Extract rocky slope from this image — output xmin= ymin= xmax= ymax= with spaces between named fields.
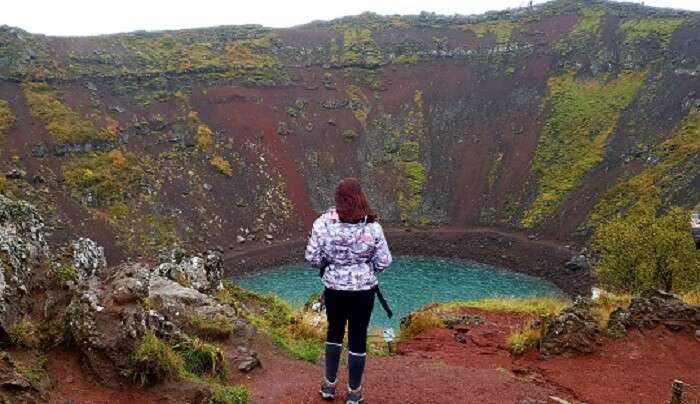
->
xmin=0 ymin=0 xmax=699 ymax=263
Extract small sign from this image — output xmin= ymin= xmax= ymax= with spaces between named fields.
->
xmin=383 ymin=328 xmax=395 ymax=343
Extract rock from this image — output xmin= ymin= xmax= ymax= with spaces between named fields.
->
xmin=539 ymin=298 xmax=603 ymax=358
xmin=438 ymin=313 xmax=485 ymax=328
xmin=564 ymin=252 xmax=590 ymax=272
xmin=203 ymin=183 xmax=213 ymax=191
xmin=0 ymin=352 xmax=43 ymax=402
xmin=156 ymin=247 xmax=224 ymax=293
xmin=695 ymin=329 xmax=700 ymax=341
xmin=72 ymin=238 xmax=106 ymax=282
xmin=0 ymin=195 xmax=48 ymax=334
xmin=618 ymin=290 xmax=700 ymax=332
xmin=264 ymin=234 xmax=274 ymax=241
xmin=68 ymin=258 xmax=249 ymax=387
xmin=237 ymin=354 xmax=260 ymax=372
xmin=236 ymin=235 xmax=246 ymax=244
xmin=5 ymin=168 xmax=26 ymax=179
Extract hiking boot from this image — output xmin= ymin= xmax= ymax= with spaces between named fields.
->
xmin=345 ymin=387 xmax=364 ymax=404
xmin=319 ymin=379 xmax=337 ymax=400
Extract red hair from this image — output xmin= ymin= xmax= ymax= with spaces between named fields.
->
xmin=335 ymin=178 xmax=376 ymax=223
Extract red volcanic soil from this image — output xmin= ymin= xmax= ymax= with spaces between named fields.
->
xmin=245 ymin=308 xmax=700 ymax=404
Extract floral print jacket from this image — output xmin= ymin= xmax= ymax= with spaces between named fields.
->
xmin=305 ymin=208 xmax=392 ymax=291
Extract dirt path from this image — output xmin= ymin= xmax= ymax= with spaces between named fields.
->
xmin=245 ymin=309 xmax=700 ymax=404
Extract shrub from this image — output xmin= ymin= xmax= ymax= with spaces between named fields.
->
xmin=130 ymin=332 xmax=184 ymax=386
xmin=54 ymin=265 xmax=77 ymax=285
xmin=211 ymin=155 xmax=233 ymax=177
xmin=210 ymin=385 xmax=249 ymax=404
xmin=196 ymin=124 xmax=215 ymax=150
xmin=7 ymin=317 xmax=41 ymax=348
xmin=175 ymin=338 xmax=228 ymax=380
xmin=591 ymin=205 xmax=700 ymax=293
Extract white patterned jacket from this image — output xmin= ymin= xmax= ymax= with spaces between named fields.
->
xmin=305 ymin=208 xmax=392 ymax=291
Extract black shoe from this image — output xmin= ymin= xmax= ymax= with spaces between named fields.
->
xmin=319 ymin=379 xmax=337 ymax=400
xmin=345 ymin=387 xmax=363 ymax=404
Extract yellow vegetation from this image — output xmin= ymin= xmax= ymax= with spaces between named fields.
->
xmin=210 ymin=155 xmax=233 ymax=176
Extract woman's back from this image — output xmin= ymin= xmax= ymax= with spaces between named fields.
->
xmin=305 ymin=207 xmax=392 ymax=291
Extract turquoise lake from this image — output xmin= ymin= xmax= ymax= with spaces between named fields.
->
xmin=234 ymin=257 xmax=564 ymax=332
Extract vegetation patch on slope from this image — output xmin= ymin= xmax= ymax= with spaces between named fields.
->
xmin=619 ymin=18 xmax=686 ymax=48
xmin=522 ymin=69 xmax=645 ymax=228
xmin=460 ymin=20 xmax=516 ymax=45
xmin=588 ymin=109 xmax=700 ymax=228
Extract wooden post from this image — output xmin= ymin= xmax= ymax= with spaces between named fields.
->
xmin=671 ymin=380 xmax=684 ymax=404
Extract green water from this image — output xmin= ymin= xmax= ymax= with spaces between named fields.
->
xmin=234 ymin=257 xmax=564 ymax=331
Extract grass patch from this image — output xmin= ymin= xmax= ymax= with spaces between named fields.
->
xmin=189 ymin=313 xmax=235 ymax=340
xmin=217 ymin=282 xmax=324 ymax=362
xmin=175 ymin=338 xmax=228 ymax=380
xmin=399 ymin=310 xmax=444 ymax=340
xmin=522 ymin=69 xmax=645 ymax=228
xmin=130 ymin=332 xmax=184 ymax=386
xmin=21 ymin=82 xmax=117 ymax=144
xmin=619 ymin=18 xmax=685 ymax=48
xmin=62 ymin=149 xmax=145 ymax=207
xmin=209 ymin=385 xmax=250 ymax=404
xmin=680 ymin=291 xmax=700 ymax=306
xmin=461 ymin=19 xmax=516 ymax=45
xmin=438 ymin=297 xmax=570 ymax=317
xmin=196 ymin=124 xmax=215 ymax=151
xmin=506 ymin=327 xmax=540 ymax=354
xmin=53 ymin=264 xmax=77 ymax=286
xmin=7 ymin=316 xmax=41 ymax=348
xmin=587 ymin=109 xmax=700 ymax=229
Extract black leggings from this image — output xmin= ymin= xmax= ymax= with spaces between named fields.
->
xmin=324 ymin=288 xmax=375 ymax=353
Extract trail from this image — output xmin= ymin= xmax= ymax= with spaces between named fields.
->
xmin=245 ymin=309 xmax=700 ymax=404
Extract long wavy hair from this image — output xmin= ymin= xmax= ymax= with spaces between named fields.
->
xmin=335 ymin=177 xmax=377 ymax=224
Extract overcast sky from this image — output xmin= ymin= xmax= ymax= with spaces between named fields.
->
xmin=2 ymin=0 xmax=699 ymax=36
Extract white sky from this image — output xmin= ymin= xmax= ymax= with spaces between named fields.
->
xmin=2 ymin=0 xmax=699 ymax=37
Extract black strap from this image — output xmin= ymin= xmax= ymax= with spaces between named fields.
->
xmin=375 ymin=286 xmax=393 ymax=319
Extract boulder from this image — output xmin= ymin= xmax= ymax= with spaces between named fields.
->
xmin=72 ymin=237 xmax=106 ymax=282
xmin=620 ymin=290 xmax=700 ymax=332
xmin=68 ymin=256 xmax=249 ymax=386
xmin=0 ymin=352 xmax=43 ymax=403
xmin=564 ymin=252 xmax=590 ymax=272
xmin=156 ymin=247 xmax=224 ymax=293
xmin=0 ymin=195 xmax=48 ymax=335
xmin=539 ymin=298 xmax=603 ymax=358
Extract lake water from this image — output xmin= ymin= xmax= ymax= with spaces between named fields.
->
xmin=233 ymin=257 xmax=564 ymax=331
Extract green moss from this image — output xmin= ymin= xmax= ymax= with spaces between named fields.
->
xmin=345 ymin=85 xmax=371 ymax=128
xmin=522 ymin=70 xmax=646 ymax=228
xmin=393 ymin=54 xmax=420 ymax=65
xmin=487 ymin=152 xmax=504 ymax=188
xmin=209 ymin=385 xmax=250 ymax=404
xmin=21 ymin=82 xmax=118 ymax=144
xmin=62 ymin=149 xmax=145 ymax=207
xmin=342 ymin=27 xmax=382 ymax=66
xmin=587 ymin=109 xmax=700 ymax=228
xmin=461 ymin=20 xmax=516 ymax=45
xmin=398 ymin=141 xmax=420 ymax=162
xmin=0 ymin=99 xmax=15 ymax=138
xmin=619 ymin=18 xmax=685 ymax=48
xmin=130 ymin=332 xmax=184 ymax=386
xmin=15 ymin=354 xmax=48 ymax=385
xmin=554 ymin=8 xmax=605 ymax=54
xmin=175 ymin=338 xmax=228 ymax=380
xmin=394 ymin=90 xmax=427 ymax=222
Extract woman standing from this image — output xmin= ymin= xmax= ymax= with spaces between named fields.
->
xmin=305 ymin=178 xmax=393 ymax=404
